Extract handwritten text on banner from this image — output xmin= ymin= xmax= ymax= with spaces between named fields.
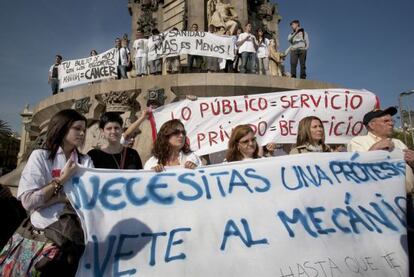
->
xmin=65 ymin=151 xmax=408 ymax=277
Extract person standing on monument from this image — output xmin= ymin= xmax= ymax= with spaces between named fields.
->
xmin=287 ymin=20 xmax=309 ymax=79
xmin=115 ymin=38 xmax=130 ymax=79
xmin=132 ymin=31 xmax=149 ymax=77
xmin=48 ymin=54 xmax=63 ymax=95
xmin=165 ymin=28 xmax=181 ymax=74
xmin=148 ymin=28 xmax=163 ymax=75
xmin=188 ymin=24 xmax=203 ymax=72
xmin=237 ymin=23 xmax=258 ymax=74
xmin=256 ymin=28 xmax=270 ymax=75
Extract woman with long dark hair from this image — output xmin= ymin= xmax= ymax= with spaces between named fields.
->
xmin=144 ymin=119 xmax=201 ymax=172
xmin=290 ymin=116 xmax=331 ymax=154
xmin=225 ymin=125 xmax=260 ymax=162
xmin=0 ymin=109 xmax=93 ymax=276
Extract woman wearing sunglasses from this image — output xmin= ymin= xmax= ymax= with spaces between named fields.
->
xmin=225 ymin=124 xmax=260 ymax=162
xmin=144 ymin=119 xmax=201 ymax=172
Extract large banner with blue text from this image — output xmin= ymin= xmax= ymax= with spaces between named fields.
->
xmin=147 ymin=30 xmax=235 ymax=61
xmin=65 ymin=151 xmax=408 ymax=277
xmin=153 ymin=89 xmax=378 ymax=156
xmin=59 ymin=48 xmax=117 ymax=89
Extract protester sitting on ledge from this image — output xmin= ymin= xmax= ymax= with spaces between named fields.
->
xmin=48 ymin=54 xmax=63 ymax=95
xmin=144 ymin=119 xmax=201 ymax=172
xmin=88 ymin=112 xmax=143 ymax=170
xmin=290 ymin=116 xmax=331 ymax=154
xmin=347 ymin=107 xmax=414 ymax=194
xmin=90 ymin=49 xmax=98 ymax=56
xmin=225 ymin=125 xmax=260 ymax=162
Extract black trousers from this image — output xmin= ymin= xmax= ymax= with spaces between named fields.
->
xmin=290 ymin=49 xmax=307 ymax=79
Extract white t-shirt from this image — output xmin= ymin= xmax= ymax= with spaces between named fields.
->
xmin=147 ymin=35 xmax=162 ymax=61
xmin=132 ymin=38 xmax=149 ymax=58
xmin=257 ymin=38 xmax=270 ymax=58
xmin=18 ymin=148 xmax=94 ymax=229
xmin=237 ymin=32 xmax=257 ymax=53
xmin=144 ymin=151 xmax=202 ymax=170
xmin=115 ymin=47 xmax=130 ymax=66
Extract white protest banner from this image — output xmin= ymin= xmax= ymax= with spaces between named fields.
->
xmin=59 ymin=48 xmax=118 ymax=89
xmin=148 ymin=30 xmax=235 ymax=61
xmin=152 ymin=89 xmax=377 ymax=156
xmin=65 ymin=151 xmax=409 ymax=277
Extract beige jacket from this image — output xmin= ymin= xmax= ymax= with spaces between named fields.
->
xmin=348 ymin=132 xmax=414 ymax=193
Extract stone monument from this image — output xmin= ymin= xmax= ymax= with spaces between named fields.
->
xmin=0 ymin=1 xmax=337 ymax=194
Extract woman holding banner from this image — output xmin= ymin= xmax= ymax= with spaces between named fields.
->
xmin=144 ymin=119 xmax=201 ymax=172
xmin=225 ymin=125 xmax=260 ymax=162
xmin=290 ymin=116 xmax=331 ymax=154
xmin=0 ymin=109 xmax=93 ymax=276
xmin=88 ymin=112 xmax=144 ymax=170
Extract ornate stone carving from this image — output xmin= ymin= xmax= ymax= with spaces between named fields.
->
xmin=97 ymin=90 xmax=139 ymax=112
xmin=73 ymin=97 xmax=92 ymax=114
xmin=136 ymin=0 xmax=164 ymax=35
xmin=207 ymin=0 xmax=239 ymax=34
xmin=145 ymin=87 xmax=166 ymax=108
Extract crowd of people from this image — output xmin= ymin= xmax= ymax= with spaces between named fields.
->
xmin=0 ymin=103 xmax=413 ymax=275
xmin=49 ymin=20 xmax=310 ymax=94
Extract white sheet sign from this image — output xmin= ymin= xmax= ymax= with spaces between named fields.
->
xmin=152 ymin=89 xmax=378 ymax=156
xmin=59 ymin=48 xmax=118 ymax=89
xmin=65 ymin=151 xmax=408 ymax=277
xmin=148 ymin=30 xmax=235 ymax=61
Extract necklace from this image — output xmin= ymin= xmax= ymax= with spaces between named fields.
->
xmin=111 ymin=152 xmax=122 ymax=169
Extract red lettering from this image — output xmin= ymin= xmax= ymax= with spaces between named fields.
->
xmin=350 ymin=95 xmax=363 ymax=110
xmin=181 ymin=107 xmax=192 ymax=121
xmin=300 ymin=94 xmax=310 ymax=108
xmin=333 ymin=122 xmax=344 ymax=136
xmin=309 ymin=95 xmax=321 ymax=108
xmin=291 ymin=95 xmax=299 ymax=108
xmin=249 ymin=99 xmax=259 ymax=111
xmin=258 ymin=98 xmax=268 ymax=110
xmin=222 ymin=100 xmax=232 ymax=114
xmin=280 ymin=96 xmax=290 ymax=108
xmin=331 ymin=95 xmax=341 ymax=110
xmin=199 ymin=103 xmax=209 ymax=118
xmin=208 ymin=131 xmax=218 ymax=146
xmin=197 ymin=133 xmax=206 ymax=149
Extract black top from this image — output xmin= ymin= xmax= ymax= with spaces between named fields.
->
xmin=87 ymin=148 xmax=143 ymax=170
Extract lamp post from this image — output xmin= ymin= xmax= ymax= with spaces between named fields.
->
xmin=398 ymin=90 xmax=414 ymax=146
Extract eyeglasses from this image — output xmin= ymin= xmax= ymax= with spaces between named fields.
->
xmin=238 ymin=137 xmax=256 ymax=145
xmin=170 ymin=129 xmax=186 ymax=136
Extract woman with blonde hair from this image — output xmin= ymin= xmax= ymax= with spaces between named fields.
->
xmin=268 ymin=39 xmax=284 ymax=77
xmin=290 ymin=116 xmax=331 ymax=154
xmin=225 ymin=125 xmax=260 ymax=162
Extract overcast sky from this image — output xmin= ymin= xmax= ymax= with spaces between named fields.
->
xmin=0 ymin=0 xmax=413 ymax=133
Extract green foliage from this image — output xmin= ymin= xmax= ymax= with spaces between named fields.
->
xmin=0 ymin=120 xmax=12 ymax=139
xmin=392 ymin=130 xmax=414 ymax=149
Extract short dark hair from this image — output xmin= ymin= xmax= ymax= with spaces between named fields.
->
xmin=56 ymin=55 xmax=62 ymax=60
xmin=99 ymin=112 xmax=123 ymax=129
xmin=290 ymin=20 xmax=300 ymax=26
xmin=152 ymin=28 xmax=160 ymax=35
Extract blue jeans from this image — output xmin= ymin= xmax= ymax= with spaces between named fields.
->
xmin=117 ymin=65 xmax=128 ymax=79
xmin=51 ymin=78 xmax=59 ymax=95
xmin=240 ymin=52 xmax=256 ymax=74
